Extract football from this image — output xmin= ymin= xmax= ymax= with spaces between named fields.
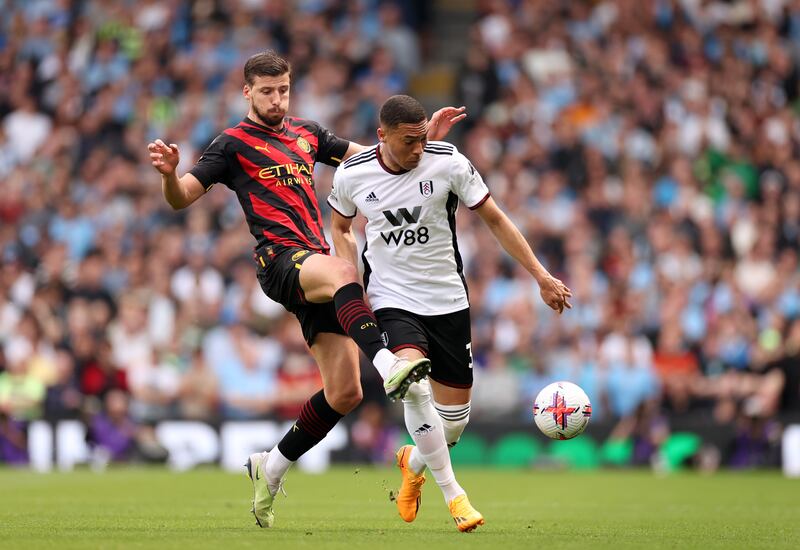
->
xmin=533 ymin=381 xmax=592 ymax=440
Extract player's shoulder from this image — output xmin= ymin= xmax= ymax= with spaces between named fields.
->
xmin=340 ymin=144 xmax=379 ymax=170
xmin=424 ymin=140 xmax=456 ymax=156
xmin=285 ymin=116 xmax=320 ymax=133
xmin=204 ymin=129 xmax=237 ymax=151
xmin=219 ymin=120 xmax=256 ymax=142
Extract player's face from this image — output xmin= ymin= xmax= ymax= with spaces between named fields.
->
xmin=244 ymin=73 xmax=291 ymax=127
xmin=379 ymin=121 xmax=428 ymax=170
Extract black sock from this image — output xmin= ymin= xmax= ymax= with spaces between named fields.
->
xmin=277 ymin=390 xmax=344 ymax=461
xmin=333 ymin=282 xmax=384 ymax=360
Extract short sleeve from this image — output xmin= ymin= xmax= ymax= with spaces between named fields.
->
xmin=327 ymin=168 xmax=357 ymax=218
xmin=315 ymin=124 xmax=350 ymax=167
xmin=451 ymin=149 xmax=490 ymax=209
xmin=189 ymin=135 xmax=229 ymax=190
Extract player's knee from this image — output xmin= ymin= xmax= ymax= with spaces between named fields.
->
xmin=327 ymin=383 xmax=363 ymax=413
xmin=402 ymin=379 xmax=432 ymax=405
xmin=440 ymin=416 xmax=469 ymax=447
xmin=330 ymin=259 xmax=359 ymax=288
xmin=434 ymin=401 xmax=471 ymax=447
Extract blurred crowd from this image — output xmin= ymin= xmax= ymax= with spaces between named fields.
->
xmin=457 ymin=0 xmax=800 ymax=469
xmin=1 ymin=0 xmax=799 ymax=468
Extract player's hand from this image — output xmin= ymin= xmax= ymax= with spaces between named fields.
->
xmin=538 ymin=275 xmax=573 ymax=314
xmin=427 ymin=106 xmax=467 ymax=141
xmin=148 ymin=139 xmax=180 ymax=175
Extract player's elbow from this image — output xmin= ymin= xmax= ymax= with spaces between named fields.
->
xmin=165 ymin=191 xmax=197 ymax=210
xmin=166 ymin=198 xmax=188 ymax=210
xmin=486 ymin=211 xmax=513 ymax=236
xmin=484 ymin=208 xmax=506 ymax=227
xmin=331 ymin=219 xmax=353 ymax=240
xmin=331 ymin=227 xmax=346 ymax=243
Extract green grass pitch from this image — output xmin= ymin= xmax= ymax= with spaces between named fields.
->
xmin=1 ymin=467 xmax=798 ymax=549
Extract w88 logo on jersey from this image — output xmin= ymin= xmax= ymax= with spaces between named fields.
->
xmin=380 ymin=226 xmax=430 ymax=246
xmin=380 ymin=207 xmax=430 ymax=246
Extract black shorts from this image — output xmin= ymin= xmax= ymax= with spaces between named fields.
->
xmin=375 ymin=307 xmax=473 ymax=388
xmin=255 ymin=245 xmax=345 ymax=346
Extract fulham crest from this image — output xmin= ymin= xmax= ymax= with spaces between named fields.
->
xmin=419 ymin=180 xmax=434 ymax=197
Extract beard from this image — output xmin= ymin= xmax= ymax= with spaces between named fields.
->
xmin=253 ymin=104 xmax=286 ymax=127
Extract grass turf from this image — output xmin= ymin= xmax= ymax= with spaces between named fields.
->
xmin=1 ymin=467 xmax=798 ymax=549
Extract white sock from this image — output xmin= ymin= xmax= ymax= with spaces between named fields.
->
xmin=264 ymin=447 xmax=293 ymax=495
xmin=403 ymin=381 xmax=465 ymax=503
xmin=434 ymin=401 xmax=471 ymax=446
xmin=372 ymin=348 xmax=396 ymax=379
xmin=408 ymin=446 xmax=427 ymax=474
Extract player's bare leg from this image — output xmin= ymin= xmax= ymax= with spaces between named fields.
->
xmin=248 ymin=334 xmax=361 ymax=527
xmin=299 ymin=254 xmax=430 ymax=400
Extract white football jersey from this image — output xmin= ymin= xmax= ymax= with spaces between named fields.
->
xmin=327 ymin=141 xmax=490 ymax=315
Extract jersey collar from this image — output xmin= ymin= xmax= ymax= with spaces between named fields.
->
xmin=242 ymin=116 xmax=286 ymax=134
xmin=376 ymin=144 xmax=409 ymax=175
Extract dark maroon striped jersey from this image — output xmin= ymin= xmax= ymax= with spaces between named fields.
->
xmin=189 ymin=116 xmax=350 ymax=253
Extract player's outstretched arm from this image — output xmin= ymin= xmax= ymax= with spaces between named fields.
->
xmin=330 ymin=210 xmax=359 ymax=268
xmin=147 ymin=139 xmax=206 ymax=210
xmin=475 ymin=197 xmax=573 ymax=314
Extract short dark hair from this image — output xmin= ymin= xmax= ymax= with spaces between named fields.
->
xmin=244 ymin=50 xmax=291 ymax=85
xmin=379 ymin=95 xmax=428 ymax=128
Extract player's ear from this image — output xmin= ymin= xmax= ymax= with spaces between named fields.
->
xmin=377 ymin=127 xmax=385 ymax=143
xmin=243 ymin=84 xmax=251 ymax=100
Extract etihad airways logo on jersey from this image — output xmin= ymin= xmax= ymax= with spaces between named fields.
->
xmin=258 ymin=162 xmax=313 ymax=187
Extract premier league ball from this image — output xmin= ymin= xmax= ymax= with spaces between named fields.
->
xmin=533 ymin=381 xmax=592 ymax=440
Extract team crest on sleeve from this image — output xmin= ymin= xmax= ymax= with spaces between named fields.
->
xmin=419 ymin=180 xmax=434 ymax=197
xmin=296 ymin=136 xmax=311 ymax=153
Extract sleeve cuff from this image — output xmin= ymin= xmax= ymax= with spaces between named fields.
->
xmin=326 ymin=139 xmax=350 ymax=167
xmin=189 ymin=169 xmax=215 ymax=191
xmin=327 ymin=199 xmax=357 ymax=219
xmin=468 ymin=192 xmax=491 ymax=210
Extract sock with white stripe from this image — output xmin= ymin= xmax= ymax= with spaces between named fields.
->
xmin=434 ymin=401 xmax=471 ymax=447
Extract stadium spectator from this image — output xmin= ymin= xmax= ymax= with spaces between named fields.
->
xmin=0 ymin=413 xmax=28 ymax=466
xmin=0 ymin=341 xmax=46 ymax=421
xmin=86 ymin=389 xmax=137 ymax=463
xmin=202 ymin=321 xmax=281 ymax=420
xmin=176 ymin=348 xmax=219 ymax=421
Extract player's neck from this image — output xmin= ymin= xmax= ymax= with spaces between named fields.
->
xmin=377 ymin=143 xmax=406 ymax=174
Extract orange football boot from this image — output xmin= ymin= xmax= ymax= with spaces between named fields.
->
xmin=448 ymin=494 xmax=485 ymax=532
xmin=395 ymin=445 xmax=426 ymax=522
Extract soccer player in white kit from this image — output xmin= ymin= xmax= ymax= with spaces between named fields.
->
xmin=328 ymin=95 xmax=572 ymax=532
